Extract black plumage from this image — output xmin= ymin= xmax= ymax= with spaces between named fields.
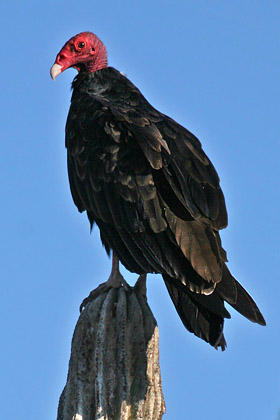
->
xmin=51 ymin=32 xmax=265 ymax=349
xmin=65 ymin=68 xmax=265 ymax=349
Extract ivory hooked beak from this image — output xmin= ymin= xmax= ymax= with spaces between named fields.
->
xmin=50 ymin=63 xmax=62 ymax=81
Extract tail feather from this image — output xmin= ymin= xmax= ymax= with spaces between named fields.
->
xmin=163 ymin=275 xmax=227 ymax=350
xmin=163 ymin=264 xmax=265 ymax=350
xmin=217 ymin=265 xmax=266 ymax=326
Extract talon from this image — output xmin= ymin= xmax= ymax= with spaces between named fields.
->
xmin=80 ymin=252 xmax=129 ymax=311
xmin=80 ymin=284 xmax=108 ymax=312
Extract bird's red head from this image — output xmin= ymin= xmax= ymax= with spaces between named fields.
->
xmin=50 ymin=32 xmax=108 ymax=80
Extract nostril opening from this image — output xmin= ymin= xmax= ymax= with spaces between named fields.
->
xmin=57 ymin=54 xmax=66 ymax=64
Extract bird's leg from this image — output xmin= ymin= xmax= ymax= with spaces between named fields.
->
xmin=80 ymin=252 xmax=130 ymax=311
xmin=133 ymin=274 xmax=147 ymax=298
xmin=107 ymin=252 xmax=126 ymax=288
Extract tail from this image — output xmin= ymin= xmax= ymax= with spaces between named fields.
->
xmin=163 ymin=266 xmax=265 ymax=350
xmin=216 ymin=265 xmax=266 ymax=326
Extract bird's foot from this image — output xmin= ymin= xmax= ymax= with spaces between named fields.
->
xmin=133 ymin=274 xmax=147 ymax=298
xmin=80 ymin=270 xmax=131 ymax=312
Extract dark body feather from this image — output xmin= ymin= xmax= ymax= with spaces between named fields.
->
xmin=66 ymin=67 xmax=265 ymax=349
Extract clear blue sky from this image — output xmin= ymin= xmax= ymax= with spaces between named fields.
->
xmin=1 ymin=1 xmax=279 ymax=419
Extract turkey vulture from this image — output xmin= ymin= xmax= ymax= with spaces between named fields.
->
xmin=51 ymin=31 xmax=265 ymax=349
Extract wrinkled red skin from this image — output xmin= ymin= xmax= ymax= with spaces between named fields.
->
xmin=53 ymin=31 xmax=108 ymax=74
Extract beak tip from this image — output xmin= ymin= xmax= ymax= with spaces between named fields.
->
xmin=50 ymin=63 xmax=62 ymax=81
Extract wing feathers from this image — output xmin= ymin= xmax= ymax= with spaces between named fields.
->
xmin=164 ymin=207 xmax=222 ymax=285
xmin=65 ymin=68 xmax=265 ymax=349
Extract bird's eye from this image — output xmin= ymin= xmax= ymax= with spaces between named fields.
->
xmin=78 ymin=41 xmax=85 ymax=49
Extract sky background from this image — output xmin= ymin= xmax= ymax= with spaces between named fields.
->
xmin=1 ymin=1 xmax=279 ymax=419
